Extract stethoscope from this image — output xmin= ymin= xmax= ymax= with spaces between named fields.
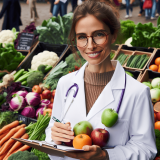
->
xmin=60 ymin=73 xmax=126 ymax=123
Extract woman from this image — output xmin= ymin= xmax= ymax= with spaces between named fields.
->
xmin=45 ymin=0 xmax=157 ymax=159
xmin=52 ymin=0 xmax=67 ymax=17
xmin=0 ymin=0 xmax=22 ymax=31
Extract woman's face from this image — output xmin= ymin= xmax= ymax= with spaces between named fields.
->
xmin=75 ymin=14 xmax=117 ymax=66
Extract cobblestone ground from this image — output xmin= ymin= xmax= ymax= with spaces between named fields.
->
xmin=0 ymin=2 xmax=158 ymax=31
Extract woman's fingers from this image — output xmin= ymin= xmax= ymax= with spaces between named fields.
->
xmin=52 ymin=131 xmax=74 ymax=140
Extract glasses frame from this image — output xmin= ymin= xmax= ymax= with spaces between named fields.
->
xmin=73 ymin=31 xmax=110 ymax=48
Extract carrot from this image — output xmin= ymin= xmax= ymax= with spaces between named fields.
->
xmin=14 ymin=145 xmax=31 ymax=152
xmin=0 ymin=153 xmax=6 ymax=160
xmin=0 ymin=141 xmax=7 ymax=152
xmin=0 ymin=124 xmax=26 ymax=146
xmin=0 ymin=132 xmax=8 ymax=140
xmin=0 ymin=121 xmax=20 ymax=135
xmin=0 ymin=127 xmax=26 ymax=154
xmin=8 ymin=133 xmax=29 ymax=154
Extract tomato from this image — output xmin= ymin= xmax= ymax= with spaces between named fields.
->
xmin=52 ymin=90 xmax=56 ymax=99
xmin=43 ymin=108 xmax=52 ymax=117
xmin=47 ymin=103 xmax=53 ymax=109
xmin=32 ymin=85 xmax=42 ymax=94
xmin=42 ymin=90 xmax=52 ymax=100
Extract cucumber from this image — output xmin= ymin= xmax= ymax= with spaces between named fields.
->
xmin=14 ymin=69 xmax=24 ymax=81
xmin=126 ymin=55 xmax=134 ymax=67
xmin=139 ymin=57 xmax=149 ymax=69
xmin=136 ymin=55 xmax=147 ymax=68
xmin=21 ymin=81 xmax=27 ymax=86
xmin=45 ymin=65 xmax=52 ymax=73
xmin=130 ymin=55 xmax=140 ymax=68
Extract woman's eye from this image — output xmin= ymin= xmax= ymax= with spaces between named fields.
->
xmin=94 ymin=32 xmax=105 ymax=37
xmin=78 ymin=36 xmax=86 ymax=40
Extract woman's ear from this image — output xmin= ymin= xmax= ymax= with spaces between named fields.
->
xmin=111 ymin=30 xmax=118 ymax=44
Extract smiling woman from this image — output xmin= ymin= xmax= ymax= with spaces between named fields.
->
xmin=45 ymin=0 xmax=157 ymax=160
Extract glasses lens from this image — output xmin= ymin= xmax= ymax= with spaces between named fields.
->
xmin=93 ymin=31 xmax=107 ymax=45
xmin=76 ymin=35 xmax=87 ymax=47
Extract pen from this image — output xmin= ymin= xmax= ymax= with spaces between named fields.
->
xmin=52 ymin=116 xmax=61 ymax=123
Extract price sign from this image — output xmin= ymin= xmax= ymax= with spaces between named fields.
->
xmin=18 ymin=115 xmax=28 ymax=125
xmin=17 ymin=32 xmax=34 ymax=51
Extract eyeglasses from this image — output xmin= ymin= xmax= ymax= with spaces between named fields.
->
xmin=75 ymin=31 xmax=110 ymax=48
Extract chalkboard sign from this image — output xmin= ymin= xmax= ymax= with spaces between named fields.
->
xmin=17 ymin=33 xmax=34 ymax=51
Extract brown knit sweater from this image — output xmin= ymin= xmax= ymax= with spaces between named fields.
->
xmin=84 ymin=66 xmax=114 ymax=115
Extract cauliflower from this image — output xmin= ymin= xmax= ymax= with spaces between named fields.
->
xmin=31 ymin=50 xmax=59 ymax=70
xmin=0 ymin=30 xmax=15 ymax=47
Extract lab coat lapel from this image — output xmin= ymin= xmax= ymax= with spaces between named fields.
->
xmin=86 ymin=61 xmax=126 ymax=121
xmin=72 ymin=61 xmax=126 ymax=121
xmin=71 ymin=62 xmax=88 ymax=120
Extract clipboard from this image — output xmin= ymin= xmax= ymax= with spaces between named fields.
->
xmin=12 ymin=138 xmax=84 ymax=157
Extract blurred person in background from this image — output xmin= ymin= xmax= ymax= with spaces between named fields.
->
xmin=52 ymin=0 xmax=68 ymax=17
xmin=71 ymin=0 xmax=78 ymax=12
xmin=27 ymin=0 xmax=39 ymax=22
xmin=156 ymin=0 xmax=160 ymax=16
xmin=138 ymin=0 xmax=144 ymax=16
xmin=0 ymin=0 xmax=22 ymax=31
xmin=150 ymin=0 xmax=157 ymax=19
xmin=125 ymin=0 xmax=133 ymax=18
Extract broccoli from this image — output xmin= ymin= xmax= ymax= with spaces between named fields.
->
xmin=155 ymin=129 xmax=160 ymax=157
xmin=27 ymin=71 xmax=44 ymax=88
xmin=8 ymin=151 xmax=38 ymax=160
xmin=37 ymin=64 xmax=46 ymax=74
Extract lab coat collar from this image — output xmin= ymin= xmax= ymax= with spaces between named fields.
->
xmin=72 ymin=60 xmax=126 ymax=90
xmin=71 ymin=60 xmax=126 ymax=121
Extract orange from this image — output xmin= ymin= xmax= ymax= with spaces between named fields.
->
xmin=73 ymin=134 xmax=92 ymax=149
xmin=149 ymin=64 xmax=158 ymax=72
xmin=155 ymin=121 xmax=160 ymax=130
xmin=154 ymin=102 xmax=160 ymax=113
xmin=158 ymin=65 xmax=160 ymax=73
xmin=155 ymin=57 xmax=160 ymax=66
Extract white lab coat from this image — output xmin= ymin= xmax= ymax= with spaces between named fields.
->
xmin=45 ymin=61 xmax=157 ymax=160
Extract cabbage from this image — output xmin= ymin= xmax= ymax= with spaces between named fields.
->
xmin=25 ymin=92 xmax=41 ymax=107
xmin=16 ymin=90 xmax=28 ymax=98
xmin=151 ymin=78 xmax=160 ymax=89
xmin=36 ymin=107 xmax=45 ymax=118
xmin=150 ymin=88 xmax=160 ymax=103
xmin=39 ymin=99 xmax=50 ymax=108
xmin=21 ymin=106 xmax=36 ymax=118
xmin=9 ymin=94 xmax=26 ymax=111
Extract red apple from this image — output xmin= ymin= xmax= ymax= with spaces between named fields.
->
xmin=52 ymin=90 xmax=56 ymax=98
xmin=64 ymin=139 xmax=73 ymax=147
xmin=156 ymin=112 xmax=160 ymax=121
xmin=42 ymin=90 xmax=52 ymax=100
xmin=47 ymin=103 xmax=53 ymax=109
xmin=91 ymin=128 xmax=109 ymax=147
xmin=32 ymin=85 xmax=42 ymax=94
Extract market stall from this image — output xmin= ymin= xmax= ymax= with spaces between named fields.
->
xmin=1 ymin=13 xmax=160 ymax=160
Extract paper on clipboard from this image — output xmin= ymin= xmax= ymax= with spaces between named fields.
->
xmin=12 ymin=138 xmax=84 ymax=157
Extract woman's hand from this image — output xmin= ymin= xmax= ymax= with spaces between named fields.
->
xmin=51 ymin=122 xmax=75 ymax=145
xmin=65 ymin=145 xmax=109 ymax=160
xmin=54 ymin=0 xmax=60 ymax=5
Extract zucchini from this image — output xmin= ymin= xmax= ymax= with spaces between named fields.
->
xmin=130 ymin=55 xmax=140 ymax=68
xmin=136 ymin=54 xmax=146 ymax=68
xmin=21 ymin=81 xmax=27 ymax=86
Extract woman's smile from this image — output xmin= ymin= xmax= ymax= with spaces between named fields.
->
xmin=86 ymin=50 xmax=102 ymax=58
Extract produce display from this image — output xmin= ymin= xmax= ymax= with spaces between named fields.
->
xmin=0 ymin=44 xmax=25 ymax=72
xmin=116 ymin=52 xmax=129 ymax=65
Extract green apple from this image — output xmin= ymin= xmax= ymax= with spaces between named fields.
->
xmin=101 ymin=108 xmax=118 ymax=127
xmin=73 ymin=121 xmax=93 ymax=136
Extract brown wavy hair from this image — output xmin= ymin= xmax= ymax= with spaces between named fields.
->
xmin=68 ymin=0 xmax=121 ymax=53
